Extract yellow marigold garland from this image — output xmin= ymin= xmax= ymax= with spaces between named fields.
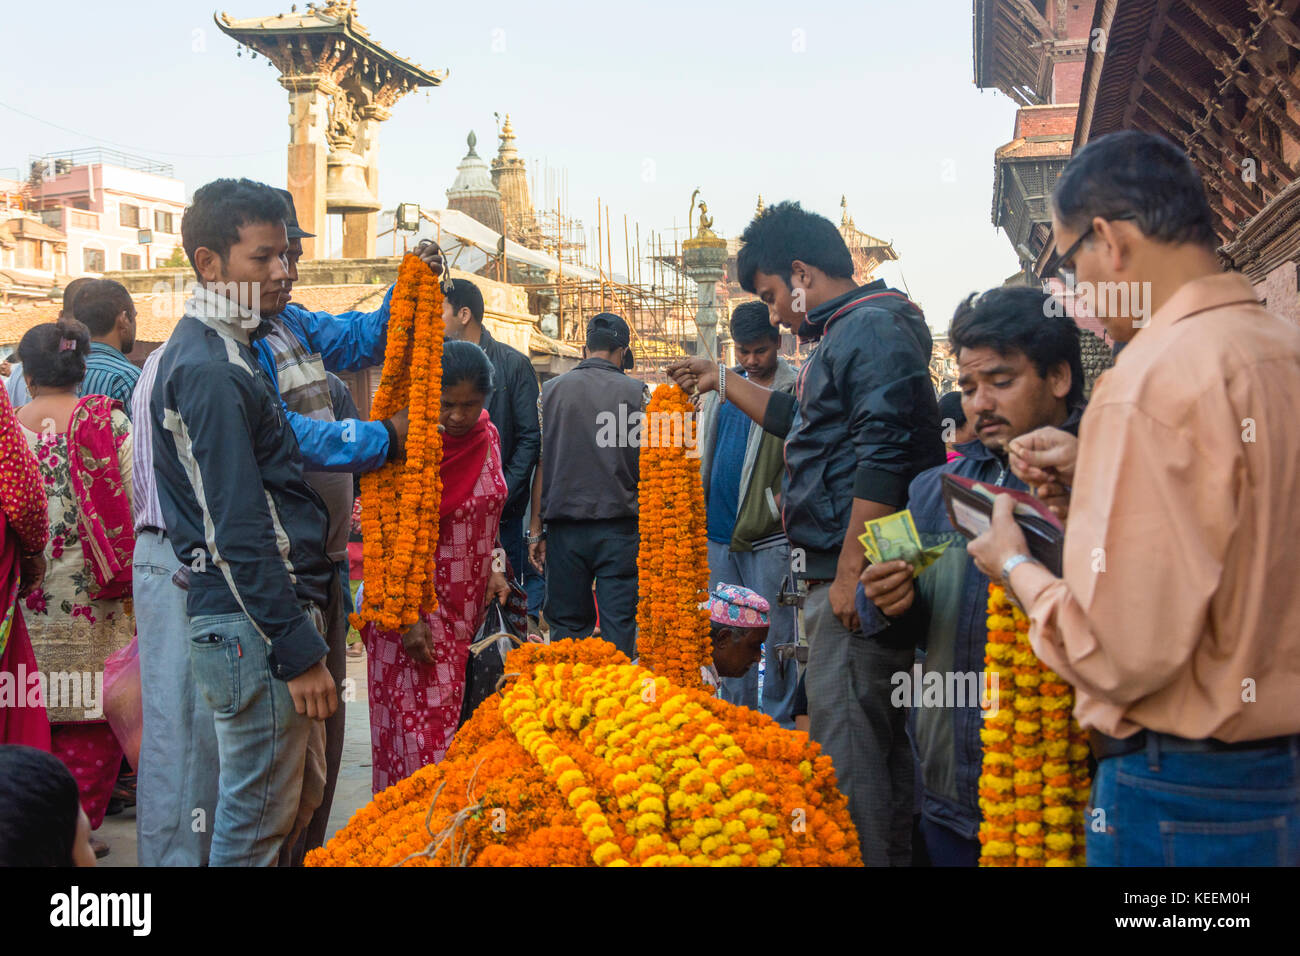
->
xmin=978 ymin=582 xmax=1089 ymax=866
xmin=636 ymin=383 xmax=710 ymax=688
xmin=355 ymin=254 xmax=445 ymax=634
xmin=306 ymin=639 xmax=861 ymax=866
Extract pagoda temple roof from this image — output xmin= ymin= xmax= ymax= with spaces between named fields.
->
xmin=839 ymin=198 xmax=898 ymax=262
xmin=215 ymin=2 xmax=443 ymax=86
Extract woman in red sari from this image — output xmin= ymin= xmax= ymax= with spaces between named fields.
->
xmin=0 ymin=384 xmax=52 ymax=750
xmin=13 ymin=320 xmax=134 ymax=836
xmin=363 ymin=341 xmax=509 ymax=793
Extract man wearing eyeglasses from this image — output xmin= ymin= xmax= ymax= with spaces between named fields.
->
xmin=967 ymin=129 xmax=1300 ymax=866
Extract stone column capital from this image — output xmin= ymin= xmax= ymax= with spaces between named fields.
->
xmin=279 ymin=74 xmax=341 ymax=96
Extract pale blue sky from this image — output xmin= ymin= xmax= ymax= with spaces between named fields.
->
xmin=1 ymin=0 xmax=1023 ymax=328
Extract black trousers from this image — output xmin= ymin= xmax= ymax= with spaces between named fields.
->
xmin=543 ymin=517 xmax=638 ymax=660
xmin=279 ymin=566 xmax=347 ymax=866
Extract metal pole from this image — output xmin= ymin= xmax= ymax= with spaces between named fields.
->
xmin=606 ymin=205 xmax=614 ymax=307
xmin=556 ymin=200 xmax=563 ymax=340
xmin=596 ymin=197 xmax=604 ymax=310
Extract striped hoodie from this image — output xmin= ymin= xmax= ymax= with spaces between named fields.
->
xmin=150 ymin=286 xmax=331 ymax=681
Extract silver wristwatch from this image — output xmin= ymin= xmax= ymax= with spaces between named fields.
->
xmin=1000 ymin=553 xmax=1038 ymax=588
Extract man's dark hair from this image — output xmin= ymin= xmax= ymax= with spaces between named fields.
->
xmin=1052 ymin=130 xmax=1216 ymax=249
xmin=948 ymin=287 xmax=1084 ymax=408
xmin=18 ymin=320 xmax=91 ymax=389
xmin=737 ymin=200 xmax=854 ymax=293
xmin=441 ymin=339 xmax=494 ymax=395
xmin=730 ymin=301 xmax=779 ymax=345
xmin=446 ymin=278 xmax=485 ymax=324
xmin=57 ymin=275 xmax=99 ymax=320
xmin=937 ymin=390 xmax=965 ymax=428
xmin=181 ymin=178 xmax=288 ymax=275
xmin=0 ymin=745 xmax=83 ymax=866
xmin=71 ymin=279 xmax=134 ymax=337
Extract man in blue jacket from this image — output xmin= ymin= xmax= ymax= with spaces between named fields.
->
xmin=857 ymin=286 xmax=1084 ymax=865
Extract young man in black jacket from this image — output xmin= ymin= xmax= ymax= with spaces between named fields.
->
xmin=152 ymin=179 xmax=336 ymax=866
xmin=668 ymin=201 xmax=944 ymax=865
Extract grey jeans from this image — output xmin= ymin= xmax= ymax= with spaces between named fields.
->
xmin=804 ymin=583 xmax=915 ymax=866
xmin=134 ymin=528 xmax=218 ymax=866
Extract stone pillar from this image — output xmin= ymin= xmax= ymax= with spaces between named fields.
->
xmin=691 ymin=269 xmax=725 ymax=358
xmin=683 ymin=229 xmax=729 ymax=361
xmin=282 ymin=76 xmax=336 ymax=260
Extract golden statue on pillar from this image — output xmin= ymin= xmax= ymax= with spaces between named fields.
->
xmin=688 ymin=188 xmax=719 ymax=241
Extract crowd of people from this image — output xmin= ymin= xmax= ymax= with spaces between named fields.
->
xmin=0 ymin=128 xmax=1297 ymax=867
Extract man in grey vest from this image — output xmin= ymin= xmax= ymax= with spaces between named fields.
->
xmin=528 ymin=313 xmax=647 ymax=659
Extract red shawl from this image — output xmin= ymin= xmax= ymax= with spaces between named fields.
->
xmin=439 ymin=409 xmax=492 ymax=523
xmin=66 ymin=395 xmax=134 ymax=601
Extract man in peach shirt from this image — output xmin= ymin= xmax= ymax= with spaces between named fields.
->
xmin=968 ymin=130 xmax=1300 ymax=867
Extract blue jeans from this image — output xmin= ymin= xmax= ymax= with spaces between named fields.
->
xmin=1087 ymin=736 xmax=1300 ymax=866
xmin=134 ymin=529 xmax=218 ymax=866
xmin=707 ymin=539 xmax=798 ymax=729
xmin=919 ymin=815 xmax=979 ymax=867
xmin=189 ymin=610 xmax=314 ymax=866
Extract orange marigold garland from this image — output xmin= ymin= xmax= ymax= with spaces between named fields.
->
xmin=355 ymin=254 xmax=445 ymax=634
xmin=306 ymin=639 xmax=861 ymax=867
xmin=977 ymin=582 xmax=1089 ymax=866
xmin=636 ymin=383 xmax=710 ymax=688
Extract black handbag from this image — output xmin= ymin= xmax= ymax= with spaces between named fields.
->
xmin=458 ymin=580 xmax=528 ymax=728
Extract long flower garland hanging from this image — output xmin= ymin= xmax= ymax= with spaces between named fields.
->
xmin=306 ymin=639 xmax=862 ymax=867
xmin=636 ymin=383 xmax=710 ymax=688
xmin=977 ymin=582 xmax=1090 ymax=866
xmin=356 ymin=254 xmax=446 ymax=634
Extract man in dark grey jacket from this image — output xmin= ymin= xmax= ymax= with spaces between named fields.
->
xmin=858 ymin=286 xmax=1084 ymax=866
xmin=529 ymin=313 xmax=647 ymax=659
xmin=152 ymin=178 xmax=336 ymax=866
xmin=668 ymin=201 xmax=944 ymax=865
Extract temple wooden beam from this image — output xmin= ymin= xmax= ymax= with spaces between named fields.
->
xmin=1164 ymin=9 xmax=1300 ymax=146
xmin=1147 ymin=58 xmax=1298 ymax=183
xmin=1122 ymin=0 xmax=1176 ymax=129
xmin=1181 ymin=0 xmax=1300 ymax=105
xmin=1145 ymin=77 xmax=1292 ymax=188
xmin=1251 ymin=0 xmax=1300 ymax=51
xmin=1152 ymin=28 xmax=1300 ymax=160
xmin=1135 ymin=96 xmax=1279 ymax=206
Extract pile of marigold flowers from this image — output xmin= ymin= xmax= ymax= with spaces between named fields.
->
xmin=306 ymin=639 xmax=861 ymax=867
xmin=977 ymin=583 xmax=1089 ymax=866
xmin=636 ymin=383 xmax=710 ymax=689
xmin=355 ymin=253 xmax=445 ymax=634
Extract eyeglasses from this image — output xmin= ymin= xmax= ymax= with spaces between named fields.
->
xmin=1049 ymin=213 xmax=1137 ymax=287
